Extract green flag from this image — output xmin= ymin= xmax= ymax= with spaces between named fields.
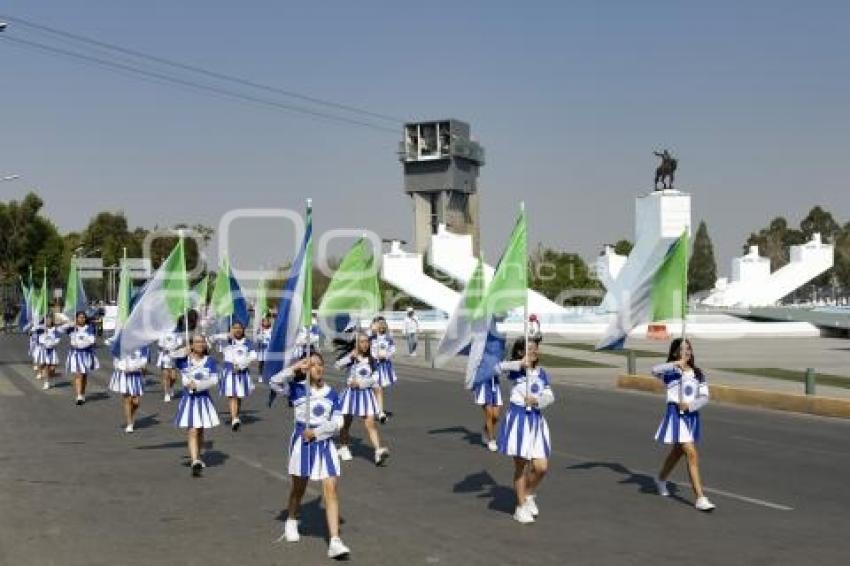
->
xmin=193 ymin=274 xmax=209 ymax=309
xmin=477 ymin=207 xmax=527 ymax=317
xmin=35 ymin=269 xmax=48 ymax=320
xmin=63 ymin=259 xmax=86 ymax=317
xmin=318 ymin=237 xmax=381 ymax=316
xmin=651 ymin=230 xmax=689 ymax=322
xmin=255 ymin=278 xmax=268 ymax=319
xmin=211 ymin=255 xmax=234 ymax=318
xmin=161 ymin=238 xmax=190 ymax=319
xmin=117 ymin=259 xmax=132 ymax=326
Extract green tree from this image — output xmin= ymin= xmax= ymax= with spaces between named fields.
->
xmin=613 ymin=239 xmax=633 ymax=256
xmin=745 ymin=217 xmax=805 ymax=271
xmin=0 ymin=192 xmax=64 ymax=285
xmin=529 ymin=246 xmax=603 ymax=306
xmin=688 ymin=221 xmax=717 ymax=295
xmin=800 ymin=206 xmax=840 ymax=243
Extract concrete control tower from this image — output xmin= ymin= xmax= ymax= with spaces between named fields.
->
xmin=399 ymin=119 xmax=484 ymax=255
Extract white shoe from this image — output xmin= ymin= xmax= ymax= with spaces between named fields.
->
xmin=338 ymin=445 xmax=353 ymax=461
xmin=655 ymin=478 xmax=670 ymax=497
xmin=374 ymin=447 xmax=389 ymax=466
xmin=125 ymin=424 xmax=134 ymax=433
xmin=163 ymin=393 xmax=172 ymax=403
xmin=487 ymin=439 xmax=498 ymax=452
xmin=525 ymin=495 xmax=539 ymax=517
xmin=695 ymin=496 xmax=716 ymax=512
xmin=75 ymin=394 xmax=85 ymax=405
xmin=231 ymin=418 xmax=242 ymax=432
xmin=42 ymin=381 xmax=50 ymax=390
xmin=513 ymin=504 xmax=535 ymax=524
xmin=284 ymin=518 xmax=300 ymax=542
xmin=327 ymin=536 xmax=350 ymax=559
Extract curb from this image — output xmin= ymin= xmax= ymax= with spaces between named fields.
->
xmin=617 ymin=374 xmax=850 ymax=419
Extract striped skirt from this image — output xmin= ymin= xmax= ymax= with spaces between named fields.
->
xmin=157 ymin=351 xmax=174 ymax=369
xmin=498 ymin=403 xmax=551 ymax=460
xmin=375 ymin=360 xmax=397 ymax=388
xmin=218 ymin=368 xmax=254 ymax=398
xmin=288 ymin=424 xmax=340 ymax=481
xmin=339 ymin=387 xmax=379 ymax=417
xmin=109 ymin=370 xmax=145 ymax=396
xmin=36 ymin=347 xmax=59 ymax=366
xmin=655 ymin=403 xmax=701 ymax=444
xmin=174 ymin=392 xmax=220 ymax=429
xmin=66 ymin=350 xmax=100 ymax=375
xmin=473 ymin=377 xmax=502 ymax=407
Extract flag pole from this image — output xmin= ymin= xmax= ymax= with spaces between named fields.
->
xmin=304 ymin=198 xmax=313 ymax=433
xmin=520 ymin=203 xmax=531 ymax=417
xmin=178 ymin=231 xmax=190 ymax=354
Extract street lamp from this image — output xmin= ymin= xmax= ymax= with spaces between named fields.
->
xmin=1 ymin=175 xmax=20 ymax=182
xmin=0 ymin=22 xmax=8 ymax=32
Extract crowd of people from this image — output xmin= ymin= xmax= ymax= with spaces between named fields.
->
xmin=22 ymin=306 xmax=714 ymax=560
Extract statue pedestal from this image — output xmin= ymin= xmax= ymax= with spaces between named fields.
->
xmin=600 ymin=190 xmax=692 ymax=312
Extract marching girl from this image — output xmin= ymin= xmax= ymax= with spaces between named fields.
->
xmin=65 ymin=311 xmax=99 ymax=405
xmin=370 ymin=317 xmax=397 ymax=424
xmin=210 ymin=321 xmax=257 ymax=431
xmin=28 ymin=322 xmax=40 ymax=374
xmin=270 ymin=353 xmax=351 ymax=559
xmin=652 ymin=338 xmax=716 ymax=512
xmin=473 ymin=362 xmax=503 ymax=453
xmin=497 ymin=338 xmax=554 ymax=524
xmin=109 ymin=346 xmax=148 ymax=433
xmin=174 ymin=334 xmax=220 ymax=477
xmin=335 ymin=332 xmax=390 ymax=466
xmin=255 ymin=315 xmax=273 ymax=379
xmin=157 ymin=331 xmax=184 ymax=403
xmin=35 ymin=314 xmax=62 ymax=390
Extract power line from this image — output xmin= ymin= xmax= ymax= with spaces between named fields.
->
xmin=0 ymin=35 xmax=400 ymax=134
xmin=1 ymin=15 xmax=404 ymax=125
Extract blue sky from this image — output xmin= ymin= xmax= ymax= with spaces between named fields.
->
xmin=1 ymin=1 xmax=848 ymax=275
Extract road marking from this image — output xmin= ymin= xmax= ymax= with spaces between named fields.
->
xmin=0 ymin=377 xmax=24 ymax=396
xmin=558 ymin=449 xmax=795 ymax=512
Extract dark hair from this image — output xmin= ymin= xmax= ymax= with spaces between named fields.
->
xmin=75 ymin=310 xmax=88 ymax=323
xmin=509 ymin=337 xmax=527 ymax=361
xmin=666 ymin=338 xmax=704 ymax=382
xmin=176 ymin=309 xmax=199 ymax=332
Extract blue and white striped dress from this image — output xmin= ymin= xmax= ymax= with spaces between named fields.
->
xmin=157 ymin=332 xmax=184 ymax=369
xmin=287 ymin=381 xmax=343 ymax=481
xmin=36 ymin=326 xmax=61 ymax=366
xmin=336 ymin=354 xmax=380 ymax=417
xmin=651 ymin=363 xmax=709 ymax=444
xmin=173 ymin=356 xmax=221 ymax=429
xmin=109 ymin=348 xmax=148 ymax=396
xmin=28 ymin=326 xmax=40 ymax=363
xmin=497 ymin=362 xmax=554 ymax=460
xmin=65 ymin=324 xmax=100 ymax=375
xmin=473 ymin=374 xmax=502 ymax=407
xmin=216 ymin=337 xmax=257 ymax=398
xmin=255 ymin=328 xmax=272 ymax=362
xmin=371 ymin=333 xmax=398 ymax=388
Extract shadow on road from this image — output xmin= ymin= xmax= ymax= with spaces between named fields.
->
xmin=567 ymin=461 xmax=695 ymax=507
xmin=135 ymin=413 xmax=160 ymax=429
xmin=453 ymin=470 xmax=515 ymax=515
xmin=427 ymin=425 xmax=483 ymax=448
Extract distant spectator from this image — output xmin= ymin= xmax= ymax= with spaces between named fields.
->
xmin=403 ymin=307 xmax=420 ymax=356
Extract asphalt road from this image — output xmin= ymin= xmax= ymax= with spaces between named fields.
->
xmin=1 ymin=335 xmax=848 ymax=565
